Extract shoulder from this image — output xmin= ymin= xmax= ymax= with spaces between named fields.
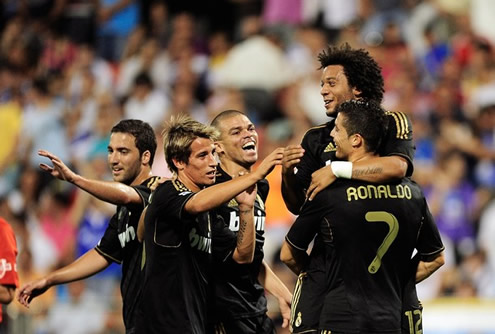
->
xmin=301 ymin=121 xmax=333 ymax=141
xmin=385 ymin=110 xmax=412 ymax=139
xmin=257 ymin=178 xmax=270 ymax=201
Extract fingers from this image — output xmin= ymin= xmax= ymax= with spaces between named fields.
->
xmin=282 ymin=318 xmax=289 ymax=328
xmin=306 ymin=183 xmax=322 ymax=201
xmin=39 ymin=163 xmax=53 ymax=172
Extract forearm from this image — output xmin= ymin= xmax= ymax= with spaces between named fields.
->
xmin=232 ymin=207 xmax=255 ymax=264
xmin=45 ymin=249 xmax=110 ymax=287
xmin=137 ymin=206 xmax=147 ymax=242
xmin=72 ymin=174 xmax=141 ymax=205
xmin=416 ymin=251 xmax=445 ymax=283
xmin=186 ymin=173 xmax=261 ymax=214
xmin=351 ymin=156 xmax=407 ymax=183
xmin=259 ymin=261 xmax=292 ymax=302
xmin=0 ymin=285 xmax=15 ymax=304
xmin=280 ymin=241 xmax=308 ymax=275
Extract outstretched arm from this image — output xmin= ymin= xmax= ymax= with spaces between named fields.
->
xmin=17 ymin=249 xmax=110 ymax=308
xmin=185 ymin=148 xmax=284 ymax=214
xmin=259 ymin=260 xmax=292 ymax=329
xmin=232 ymin=184 xmax=257 ymax=264
xmin=307 ymin=155 xmax=408 ymax=200
xmin=38 ymin=149 xmax=143 ymax=205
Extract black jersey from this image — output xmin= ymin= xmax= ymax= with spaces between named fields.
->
xmin=138 ymin=179 xmax=213 ymax=334
xmin=94 ymin=176 xmax=159 ymax=331
xmin=294 ymin=111 xmax=415 ymax=194
xmin=286 ymin=178 xmax=444 ymax=333
xmin=210 ymin=166 xmax=270 ymax=321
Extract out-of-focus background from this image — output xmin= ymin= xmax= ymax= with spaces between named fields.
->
xmin=0 ymin=0 xmax=494 ymax=333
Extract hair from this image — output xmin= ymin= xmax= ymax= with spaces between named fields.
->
xmin=210 ymin=109 xmax=246 ymax=136
xmin=317 ymin=43 xmax=384 ymax=103
xmin=162 ymin=114 xmax=219 ymax=173
xmin=336 ymin=99 xmax=388 ymax=153
xmin=111 ymin=119 xmax=157 ymax=166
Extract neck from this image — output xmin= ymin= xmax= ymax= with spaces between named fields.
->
xmin=348 ymin=150 xmax=377 ymax=164
xmin=219 ymin=159 xmax=251 ymax=178
xmin=177 ymin=172 xmax=201 ymax=192
xmin=130 ymin=167 xmax=153 ymax=186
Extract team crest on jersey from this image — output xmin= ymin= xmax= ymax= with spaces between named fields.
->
xmin=295 ymin=312 xmax=302 ymax=327
xmin=324 ymin=142 xmax=336 ymax=152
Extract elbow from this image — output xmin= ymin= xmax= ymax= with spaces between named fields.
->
xmin=392 ymin=157 xmax=408 ymax=178
xmin=435 ymin=251 xmax=446 ymax=269
xmin=0 ymin=288 xmax=15 ymax=304
xmin=279 ymin=242 xmax=293 ymax=265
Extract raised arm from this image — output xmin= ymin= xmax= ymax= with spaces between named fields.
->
xmin=38 ymin=149 xmax=143 ymax=205
xmin=231 ymin=184 xmax=257 ymax=264
xmin=185 ymin=148 xmax=284 ymax=214
xmin=17 ymin=249 xmax=110 ymax=308
xmin=258 ymin=260 xmax=292 ymax=328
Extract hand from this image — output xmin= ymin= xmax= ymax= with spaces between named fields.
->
xmin=282 ymin=145 xmax=304 ymax=175
xmin=278 ymin=296 xmax=292 ymax=328
xmin=306 ymin=164 xmax=336 ymax=201
xmin=17 ymin=279 xmax=50 ymax=308
xmin=235 ymin=172 xmax=257 ymax=208
xmin=38 ymin=150 xmax=77 ymax=182
xmin=255 ymin=148 xmax=284 ymax=179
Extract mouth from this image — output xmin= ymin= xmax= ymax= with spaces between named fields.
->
xmin=242 ymin=140 xmax=257 ymax=152
xmin=112 ymin=167 xmax=123 ymax=175
xmin=206 ymin=170 xmax=216 ymax=178
xmin=324 ymin=99 xmax=333 ymax=109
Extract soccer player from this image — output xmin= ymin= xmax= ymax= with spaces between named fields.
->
xmin=280 ymin=100 xmax=445 ymax=333
xmin=0 ymin=216 xmax=19 ymax=324
xmin=281 ymin=43 xmax=425 ymax=333
xmin=137 ymin=115 xmax=283 ymax=333
xmin=18 ymin=119 xmax=160 ymax=334
xmin=208 ymin=110 xmax=292 ymax=333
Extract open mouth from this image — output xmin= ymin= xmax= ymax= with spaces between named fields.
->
xmin=242 ymin=141 xmax=256 ymax=151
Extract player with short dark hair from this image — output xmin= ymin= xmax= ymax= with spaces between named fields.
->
xmin=18 ymin=119 xmax=160 ymax=334
xmin=281 ymin=100 xmax=445 ymax=333
xmin=137 ymin=114 xmax=284 ymax=333
xmin=281 ymin=43 xmax=426 ymax=333
xmin=208 ymin=110 xmax=291 ymax=333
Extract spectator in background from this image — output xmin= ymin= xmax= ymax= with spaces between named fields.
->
xmin=96 ymin=0 xmax=140 ymax=63
xmin=123 ymin=71 xmax=170 ymax=129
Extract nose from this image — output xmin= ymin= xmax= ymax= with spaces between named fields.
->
xmin=208 ymin=153 xmax=217 ymax=167
xmin=330 ymin=128 xmax=336 ymax=139
xmin=108 ymin=151 xmax=118 ymax=164
xmin=320 ymin=83 xmax=329 ymax=96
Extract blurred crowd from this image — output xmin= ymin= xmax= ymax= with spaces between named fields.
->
xmin=0 ymin=0 xmax=494 ymax=333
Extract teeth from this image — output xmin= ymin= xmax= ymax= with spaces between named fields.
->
xmin=242 ymin=141 xmax=256 ymax=150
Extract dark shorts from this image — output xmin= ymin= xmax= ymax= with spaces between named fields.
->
xmin=289 ymin=271 xmax=325 ymax=333
xmin=207 ymin=313 xmax=275 ymax=334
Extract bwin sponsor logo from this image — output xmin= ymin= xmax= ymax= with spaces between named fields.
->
xmin=189 ymin=228 xmax=212 ymax=253
xmin=118 ymin=224 xmax=136 ymax=248
xmin=228 ymin=210 xmax=265 ymax=232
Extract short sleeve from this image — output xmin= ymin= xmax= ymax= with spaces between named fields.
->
xmin=95 ymin=215 xmax=123 ymax=264
xmin=417 ymin=199 xmax=445 ymax=258
xmin=381 ymin=111 xmax=416 ymax=177
xmin=0 ymin=220 xmax=19 ymax=287
xmin=285 ymin=194 xmax=328 ymax=251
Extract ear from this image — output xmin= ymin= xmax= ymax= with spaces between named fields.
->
xmin=350 ymin=134 xmax=363 ymax=148
xmin=352 ymin=87 xmax=362 ymax=98
xmin=214 ymin=141 xmax=225 ymax=155
xmin=172 ymin=158 xmax=186 ymax=171
xmin=141 ymin=150 xmax=151 ymax=165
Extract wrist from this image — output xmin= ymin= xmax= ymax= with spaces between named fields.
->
xmin=238 ymin=206 xmax=253 ymax=213
xmin=330 ymin=161 xmax=353 ymax=179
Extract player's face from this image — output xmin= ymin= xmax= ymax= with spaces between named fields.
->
xmin=108 ymin=132 xmax=143 ymax=185
xmin=217 ymin=114 xmax=258 ymax=168
xmin=330 ymin=113 xmax=352 ymax=160
xmin=320 ymin=65 xmax=357 ymax=117
xmin=182 ymin=137 xmax=218 ymax=187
